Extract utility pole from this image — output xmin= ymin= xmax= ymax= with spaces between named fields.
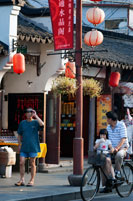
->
xmin=68 ymin=0 xmax=84 ymax=186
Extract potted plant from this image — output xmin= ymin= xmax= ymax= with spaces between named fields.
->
xmin=83 ymin=78 xmax=102 ymax=98
xmin=51 ymin=76 xmax=102 ymax=98
xmin=51 ymin=76 xmax=77 ymax=96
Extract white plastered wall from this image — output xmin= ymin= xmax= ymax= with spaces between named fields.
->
xmin=2 ymin=42 xmax=62 ymax=129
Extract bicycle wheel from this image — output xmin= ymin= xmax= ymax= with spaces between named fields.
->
xmin=116 ymin=162 xmax=133 ymax=197
xmin=80 ymin=166 xmax=100 ymax=201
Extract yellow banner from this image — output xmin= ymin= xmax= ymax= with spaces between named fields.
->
xmin=97 ymin=95 xmax=112 ymax=136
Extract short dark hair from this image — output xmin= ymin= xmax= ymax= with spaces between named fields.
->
xmin=99 ymin=129 xmax=108 ymax=135
xmin=106 ymin=111 xmax=118 ymax=121
xmin=25 ymin=108 xmax=34 ymax=113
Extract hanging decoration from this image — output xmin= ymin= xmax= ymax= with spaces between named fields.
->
xmin=86 ymin=7 xmax=105 ymax=25
xmin=83 ymin=78 xmax=102 ymax=98
xmin=65 ymin=61 xmax=76 ymax=79
xmin=84 ymin=29 xmax=103 ymax=47
xmin=13 ymin=53 xmax=25 ymax=74
xmin=51 ymin=76 xmax=77 ymax=95
xmin=84 ymin=0 xmax=104 ymax=48
xmin=109 ymin=72 xmax=120 ymax=87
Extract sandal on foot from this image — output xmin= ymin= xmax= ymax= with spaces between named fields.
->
xmin=15 ymin=181 xmax=25 ymax=186
xmin=26 ymin=182 xmax=34 ymax=187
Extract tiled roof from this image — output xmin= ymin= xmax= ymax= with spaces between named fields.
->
xmin=17 ymin=14 xmax=53 ymax=44
xmin=0 ymin=40 xmax=8 ymax=55
xmin=82 ymin=27 xmax=133 ymax=70
xmin=17 ymin=15 xmax=133 ymax=70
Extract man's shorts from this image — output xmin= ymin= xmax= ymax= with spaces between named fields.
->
xmin=20 ymin=152 xmax=37 ymax=158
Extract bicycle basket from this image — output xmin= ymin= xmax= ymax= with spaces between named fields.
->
xmin=88 ymin=151 xmax=106 ymax=166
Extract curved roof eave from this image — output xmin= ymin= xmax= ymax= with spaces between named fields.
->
xmin=17 ymin=14 xmax=53 ymax=44
xmin=0 ymin=0 xmax=50 ymax=17
xmin=20 ymin=4 xmax=50 ymax=17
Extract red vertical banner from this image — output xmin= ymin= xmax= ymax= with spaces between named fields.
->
xmin=49 ymin=0 xmax=74 ymax=51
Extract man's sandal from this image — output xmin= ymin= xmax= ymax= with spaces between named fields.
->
xmin=15 ymin=181 xmax=25 ymax=186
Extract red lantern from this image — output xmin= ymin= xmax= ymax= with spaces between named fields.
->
xmin=109 ymin=72 xmax=120 ymax=87
xmin=86 ymin=7 xmax=105 ymax=25
xmin=13 ymin=53 xmax=25 ymax=74
xmin=65 ymin=61 xmax=75 ymax=78
xmin=84 ymin=29 xmax=103 ymax=47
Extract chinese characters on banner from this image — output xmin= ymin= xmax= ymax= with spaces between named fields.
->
xmin=49 ymin=0 xmax=73 ymax=50
xmin=97 ymin=95 xmax=112 ymax=136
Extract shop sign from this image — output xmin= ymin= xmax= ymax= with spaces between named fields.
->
xmin=49 ymin=0 xmax=73 ymax=50
xmin=97 ymin=95 xmax=112 ymax=136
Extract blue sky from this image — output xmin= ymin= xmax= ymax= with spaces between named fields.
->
xmin=26 ymin=0 xmax=133 ymax=8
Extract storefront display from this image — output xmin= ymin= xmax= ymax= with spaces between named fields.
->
xmin=61 ymin=101 xmax=76 ymax=131
xmin=8 ymin=93 xmax=44 ymax=131
xmin=60 ymin=96 xmax=76 ymax=156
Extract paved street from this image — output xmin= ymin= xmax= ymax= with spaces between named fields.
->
xmin=69 ymin=192 xmax=133 ymax=201
xmin=0 ymin=169 xmax=132 ymax=201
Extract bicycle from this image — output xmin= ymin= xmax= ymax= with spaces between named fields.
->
xmin=80 ymin=151 xmax=133 ymax=201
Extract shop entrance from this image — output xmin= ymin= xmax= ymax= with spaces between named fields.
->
xmin=60 ymin=95 xmax=89 ymax=157
xmin=8 ymin=93 xmax=44 ymax=131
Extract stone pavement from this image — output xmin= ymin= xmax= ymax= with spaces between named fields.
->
xmin=0 ymin=158 xmax=88 ymax=201
xmin=0 ymin=158 xmax=132 ymax=201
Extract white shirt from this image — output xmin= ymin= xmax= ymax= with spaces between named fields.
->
xmin=95 ymin=139 xmax=112 ymax=154
xmin=107 ymin=121 xmax=129 ymax=149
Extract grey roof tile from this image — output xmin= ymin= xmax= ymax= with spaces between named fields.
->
xmin=17 ymin=14 xmax=53 ymax=43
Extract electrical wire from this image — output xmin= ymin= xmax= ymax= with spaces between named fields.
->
xmin=105 ymin=0 xmax=129 ymax=20
xmin=25 ymin=0 xmax=48 ymax=7
xmin=22 ymin=0 xmax=50 ymax=24
xmin=101 ymin=0 xmax=130 ymax=31
xmin=83 ymin=0 xmax=131 ymax=33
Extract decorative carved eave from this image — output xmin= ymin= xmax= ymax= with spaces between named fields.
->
xmin=17 ymin=33 xmax=53 ymax=44
xmin=83 ymin=57 xmax=133 ymax=70
xmin=17 ymin=15 xmax=53 ymax=44
xmin=82 ymin=26 xmax=133 ymax=70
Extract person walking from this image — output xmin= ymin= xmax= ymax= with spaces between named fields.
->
xmin=15 ymin=108 xmax=44 ymax=187
xmin=106 ymin=111 xmax=129 ymax=179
